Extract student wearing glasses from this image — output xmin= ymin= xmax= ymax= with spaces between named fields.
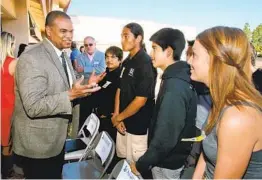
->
xmin=76 ymin=36 xmax=106 ymax=80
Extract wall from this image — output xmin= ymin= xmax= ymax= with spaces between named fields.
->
xmin=2 ymin=0 xmax=30 ymax=57
xmin=1 ymin=0 xmax=17 ymax=19
xmin=71 ymin=16 xmax=197 ymax=60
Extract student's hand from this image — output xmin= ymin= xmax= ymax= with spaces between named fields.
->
xmin=111 ymin=112 xmax=118 ymax=125
xmin=88 ymin=70 xmax=106 ymax=84
xmin=100 ymin=115 xmax=107 ymax=118
xmin=111 ymin=113 xmax=123 ymax=127
xmin=68 ymin=75 xmax=101 ymax=101
xmin=130 ymin=162 xmax=140 ymax=176
xmin=115 ymin=122 xmax=126 ymax=135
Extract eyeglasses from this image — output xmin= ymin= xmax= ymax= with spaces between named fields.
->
xmin=84 ymin=43 xmax=93 ymax=47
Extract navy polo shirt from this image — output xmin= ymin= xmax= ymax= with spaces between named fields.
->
xmin=119 ymin=49 xmax=155 ymax=135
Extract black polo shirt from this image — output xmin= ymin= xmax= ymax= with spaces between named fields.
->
xmin=94 ymin=67 xmax=121 ymax=117
xmin=119 ymin=49 xmax=155 ymax=135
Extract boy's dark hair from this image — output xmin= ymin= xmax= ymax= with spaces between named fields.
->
xmin=187 ymin=40 xmax=195 ymax=47
xmin=150 ymin=28 xmax=186 ymax=60
xmin=186 ymin=40 xmax=195 ymax=58
xmin=124 ymin=22 xmax=146 ymax=51
xmin=105 ymin=46 xmax=123 ymax=61
xmin=45 ymin=10 xmax=71 ymax=27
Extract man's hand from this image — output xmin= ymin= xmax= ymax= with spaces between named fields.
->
xmin=115 ymin=122 xmax=126 ymax=135
xmin=130 ymin=162 xmax=140 ymax=176
xmin=76 ymin=65 xmax=84 ymax=73
xmin=68 ymin=75 xmax=101 ymax=101
xmin=88 ymin=70 xmax=106 ymax=84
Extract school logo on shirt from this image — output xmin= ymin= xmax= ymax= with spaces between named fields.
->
xmin=128 ymin=68 xmax=134 ymax=77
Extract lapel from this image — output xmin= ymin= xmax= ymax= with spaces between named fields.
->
xmin=43 ymin=39 xmax=70 ymax=87
xmin=93 ymin=51 xmax=97 ymax=62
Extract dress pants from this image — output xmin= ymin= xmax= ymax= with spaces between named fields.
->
xmin=21 ymin=150 xmax=65 ymax=179
xmin=99 ymin=116 xmax=117 ymax=142
xmin=79 ymin=96 xmax=94 ymax=130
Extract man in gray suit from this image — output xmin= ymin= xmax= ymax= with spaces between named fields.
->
xmin=12 ymin=11 xmax=100 ymax=179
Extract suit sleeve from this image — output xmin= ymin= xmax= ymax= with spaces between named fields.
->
xmin=16 ymin=53 xmax=72 ymax=118
xmin=136 ymin=81 xmax=188 ymax=173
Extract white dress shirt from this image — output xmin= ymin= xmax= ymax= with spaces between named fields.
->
xmin=46 ymin=38 xmax=73 ymax=88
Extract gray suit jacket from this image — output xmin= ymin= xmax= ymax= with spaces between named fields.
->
xmin=12 ymin=39 xmax=79 ymax=158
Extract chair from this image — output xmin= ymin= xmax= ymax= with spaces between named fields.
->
xmin=62 ymin=131 xmax=115 ymax=179
xmin=108 ymin=159 xmax=143 ymax=179
xmin=64 ymin=113 xmax=100 ymax=161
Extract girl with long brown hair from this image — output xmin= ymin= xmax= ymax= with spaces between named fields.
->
xmin=188 ymin=26 xmax=262 ymax=179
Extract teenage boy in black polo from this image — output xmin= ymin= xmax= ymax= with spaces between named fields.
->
xmin=92 ymin=46 xmax=123 ymax=142
xmin=130 ymin=28 xmax=197 ymax=179
xmin=111 ymin=23 xmax=155 ymax=163
xmin=88 ymin=46 xmax=123 ymax=173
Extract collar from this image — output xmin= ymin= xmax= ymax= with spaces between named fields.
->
xmin=162 ymin=61 xmax=191 ymax=83
xmin=87 ymin=53 xmax=95 ymax=59
xmin=86 ymin=50 xmax=96 ymax=57
xmin=106 ymin=66 xmax=121 ymax=73
xmin=45 ymin=38 xmax=63 ymax=57
xmin=127 ymin=49 xmax=144 ymax=61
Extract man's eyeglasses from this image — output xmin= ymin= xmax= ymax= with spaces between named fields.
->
xmin=84 ymin=43 xmax=93 ymax=47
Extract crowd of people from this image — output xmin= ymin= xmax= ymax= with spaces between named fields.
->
xmin=1 ymin=10 xmax=262 ymax=179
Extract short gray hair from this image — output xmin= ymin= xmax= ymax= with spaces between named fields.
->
xmin=84 ymin=36 xmax=95 ymax=42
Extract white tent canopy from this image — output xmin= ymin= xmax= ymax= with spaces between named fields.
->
xmin=70 ymin=15 xmax=197 ymax=59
